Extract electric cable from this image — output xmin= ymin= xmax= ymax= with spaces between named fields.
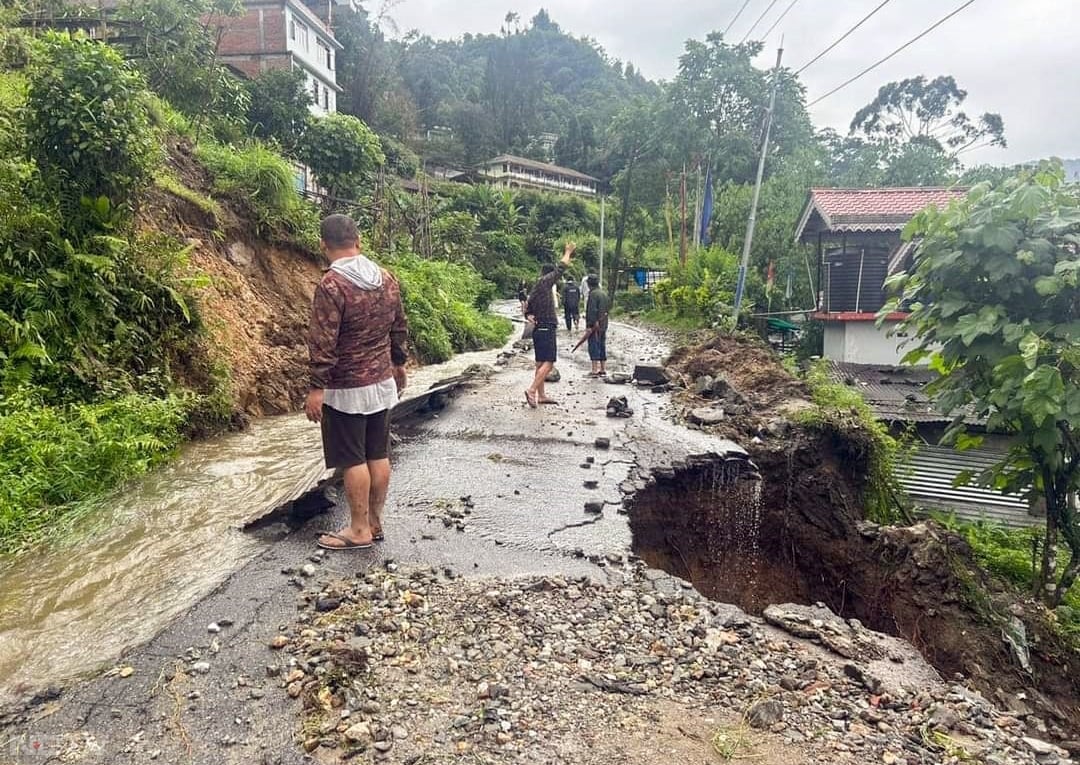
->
xmin=760 ymin=0 xmax=801 ymax=41
xmin=740 ymin=0 xmax=782 ymax=43
xmin=796 ymin=0 xmax=894 ymax=74
xmin=724 ymin=0 xmax=754 ymax=35
xmin=807 ymin=0 xmax=978 ymax=107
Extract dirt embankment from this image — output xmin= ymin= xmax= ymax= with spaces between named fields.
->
xmin=138 ymin=141 xmax=324 ymax=418
xmin=631 ymin=331 xmax=1080 ymax=743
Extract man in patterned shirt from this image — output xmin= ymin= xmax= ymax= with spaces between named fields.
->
xmin=305 ymin=215 xmax=408 ymax=550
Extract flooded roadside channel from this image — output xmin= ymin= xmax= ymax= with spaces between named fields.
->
xmin=0 ymin=327 xmax=521 ymax=706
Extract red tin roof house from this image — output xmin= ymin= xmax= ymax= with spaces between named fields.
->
xmin=794 ymin=187 xmax=967 ymax=365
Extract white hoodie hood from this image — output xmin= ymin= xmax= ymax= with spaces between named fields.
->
xmin=330 ymin=255 xmax=383 ymax=290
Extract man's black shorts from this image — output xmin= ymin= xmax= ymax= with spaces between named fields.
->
xmin=532 ymin=322 xmax=558 ymax=363
xmin=320 ymin=406 xmax=391 ymax=468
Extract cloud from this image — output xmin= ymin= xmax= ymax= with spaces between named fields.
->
xmin=386 ymin=0 xmax=1078 ymax=164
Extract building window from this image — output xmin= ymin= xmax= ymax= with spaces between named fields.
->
xmin=312 ymin=80 xmax=319 ymax=103
xmin=317 ymin=41 xmax=332 ymax=70
xmin=292 ymin=20 xmax=309 ymax=51
xmin=322 ymin=87 xmax=330 ymax=110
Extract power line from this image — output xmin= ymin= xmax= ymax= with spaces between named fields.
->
xmin=724 ymin=0 xmax=754 ymax=35
xmin=807 ymin=0 xmax=979 ymax=107
xmin=740 ymin=0 xmax=782 ymax=43
xmin=760 ymin=0 xmax=801 ymax=40
xmin=796 ymin=0 xmax=894 ymax=75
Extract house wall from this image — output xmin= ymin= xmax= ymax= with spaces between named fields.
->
xmin=822 ymin=320 xmax=910 ymax=366
xmin=214 ymin=0 xmax=339 ymax=115
xmin=283 ymin=0 xmax=339 ymax=114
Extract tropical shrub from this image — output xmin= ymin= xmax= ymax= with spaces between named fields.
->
xmin=25 ymin=32 xmax=160 ymax=232
xmin=387 ymin=254 xmax=511 ymax=363
xmin=300 ymin=113 xmax=385 ymax=202
xmin=246 ymin=68 xmax=312 ymax=153
xmin=0 ymin=389 xmax=189 ymax=553
xmin=195 ymin=139 xmax=320 ymax=248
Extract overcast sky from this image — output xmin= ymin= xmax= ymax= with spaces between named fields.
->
xmin=387 ymin=0 xmax=1078 ymax=166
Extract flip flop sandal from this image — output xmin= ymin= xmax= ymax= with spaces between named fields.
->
xmin=524 ymin=390 xmax=538 ymax=408
xmin=372 ymin=531 xmax=385 ymax=542
xmin=316 ymin=531 xmax=374 ymax=551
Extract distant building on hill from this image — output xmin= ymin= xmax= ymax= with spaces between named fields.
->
xmin=214 ymin=0 xmax=349 ymax=116
xmin=478 ymin=155 xmax=599 ymax=197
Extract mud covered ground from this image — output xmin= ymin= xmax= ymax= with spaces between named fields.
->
xmin=640 ymin=329 xmax=1080 ymax=748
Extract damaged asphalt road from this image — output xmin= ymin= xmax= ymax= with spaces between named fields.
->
xmin=0 ymin=319 xmax=682 ymax=764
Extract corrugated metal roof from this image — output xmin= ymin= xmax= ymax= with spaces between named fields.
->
xmin=901 ymin=444 xmax=1038 ymax=528
xmin=828 ymin=361 xmax=956 ymax=424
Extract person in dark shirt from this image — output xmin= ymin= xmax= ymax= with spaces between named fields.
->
xmin=516 ymin=279 xmax=529 ymax=315
xmin=585 ymin=274 xmax=610 ymax=377
xmin=523 ymin=242 xmax=575 ymax=407
xmin=562 ymin=276 xmax=581 ymax=333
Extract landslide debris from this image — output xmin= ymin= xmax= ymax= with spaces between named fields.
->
xmin=273 ymin=565 xmax=1071 ymax=764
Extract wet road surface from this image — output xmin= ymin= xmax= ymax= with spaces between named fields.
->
xmin=1 ymin=316 xmax=696 ymax=764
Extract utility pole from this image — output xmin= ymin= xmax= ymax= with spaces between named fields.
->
xmin=598 ymin=195 xmax=605 ymax=288
xmin=732 ymin=44 xmax=783 ymax=321
xmin=679 ymin=165 xmax=688 ymax=265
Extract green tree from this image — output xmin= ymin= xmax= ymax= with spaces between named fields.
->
xmin=851 ymin=75 xmax=1006 ymax=157
xmin=246 ymin=68 xmax=312 ymax=154
xmin=300 ymin=113 xmax=385 ymax=204
xmin=886 ymin=167 xmax=1080 ymax=606
xmin=115 ymin=0 xmax=249 ymax=136
xmin=25 ymin=32 xmax=159 ymax=231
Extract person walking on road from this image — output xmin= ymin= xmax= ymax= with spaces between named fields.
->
xmin=585 ymin=274 xmax=610 ymax=377
xmin=524 ymin=242 xmax=575 ymax=408
xmin=516 ymin=279 xmax=529 ymax=315
xmin=562 ymin=276 xmax=581 ymax=333
xmin=305 ymin=214 xmax=409 ymax=551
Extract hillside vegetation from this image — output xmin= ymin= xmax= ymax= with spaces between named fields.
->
xmin=0 ymin=22 xmax=511 ymax=554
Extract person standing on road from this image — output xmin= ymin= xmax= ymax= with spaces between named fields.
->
xmin=305 ymin=214 xmax=409 ymax=551
xmin=524 ymin=242 xmax=575 ymax=408
xmin=580 ymin=272 xmax=591 ymax=305
xmin=562 ymin=276 xmax=581 ymax=333
xmin=585 ymin=274 xmax=610 ymax=378
xmin=516 ymin=279 xmax=529 ymax=315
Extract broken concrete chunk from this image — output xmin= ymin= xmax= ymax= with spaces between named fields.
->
xmin=689 ymin=407 xmax=724 ymax=426
xmin=632 ymin=365 xmax=668 ymax=384
xmin=594 ymin=437 xmax=611 ymax=450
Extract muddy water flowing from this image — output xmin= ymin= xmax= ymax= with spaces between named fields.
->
xmin=0 ymin=335 xmax=518 ymax=705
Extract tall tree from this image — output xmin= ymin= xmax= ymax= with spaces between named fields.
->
xmin=887 ymin=167 xmax=1080 ymax=606
xmin=851 ymin=75 xmax=1006 ymax=157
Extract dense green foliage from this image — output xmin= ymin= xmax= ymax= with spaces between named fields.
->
xmin=109 ymin=0 xmax=250 ymax=137
xmin=888 ymin=168 xmax=1080 ymax=605
xmin=300 ymin=113 xmax=385 ymax=203
xmin=388 ymin=255 xmax=511 ymax=363
xmin=25 ymin=33 xmax=159 ymax=231
xmin=195 ymin=139 xmax=319 ymax=248
xmin=796 ymin=363 xmax=904 ymax=524
xmin=246 ymin=68 xmax=313 ymax=153
xmin=935 ymin=516 xmax=1080 ymax=641
xmin=0 ymin=391 xmax=189 ymax=553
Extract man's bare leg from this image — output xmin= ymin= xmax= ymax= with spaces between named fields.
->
xmin=367 ymin=458 xmax=390 ymax=539
xmin=319 ymin=462 xmax=373 ymax=547
xmin=527 ymin=361 xmax=553 ymax=405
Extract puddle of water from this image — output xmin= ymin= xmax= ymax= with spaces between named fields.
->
xmin=0 ymin=314 xmax=519 ymax=706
